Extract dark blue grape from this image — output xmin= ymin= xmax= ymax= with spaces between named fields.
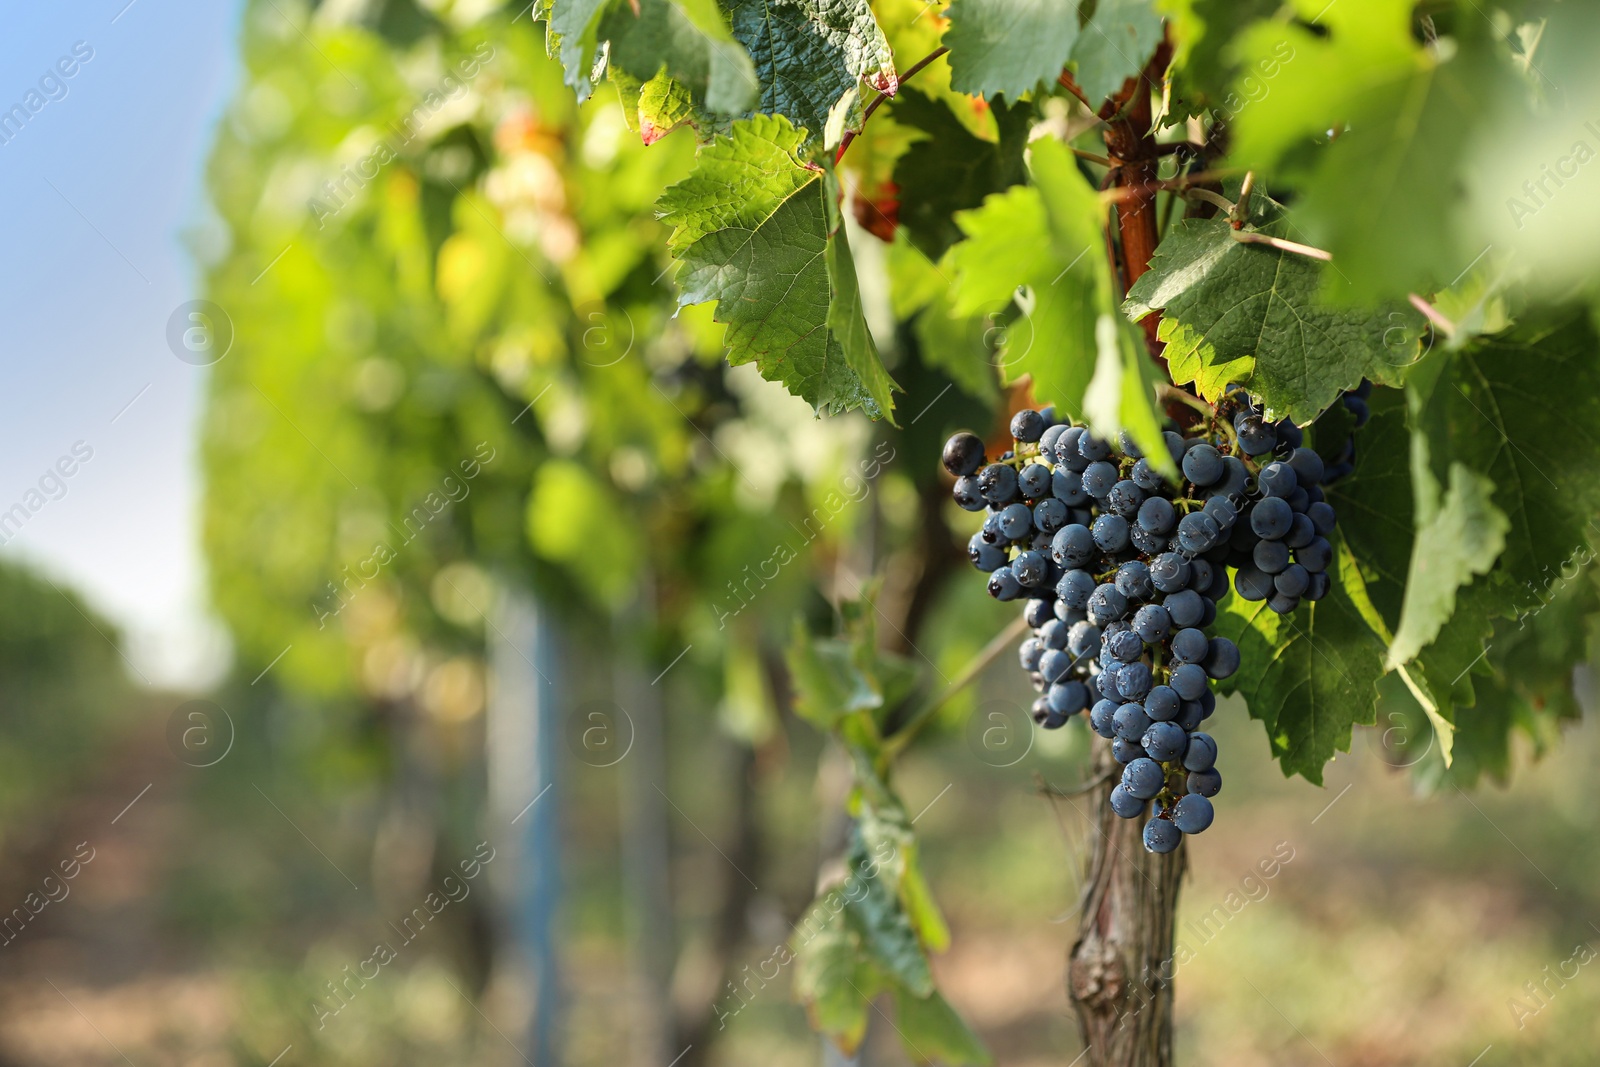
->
xmin=1013 ymin=550 xmax=1048 ymax=587
xmin=1150 ymin=552 xmax=1190 ymax=593
xmin=988 ymin=567 xmax=1022 ymax=600
xmin=1033 ymin=497 xmax=1068 ymax=534
xmin=1114 ymin=702 xmax=1153 ymax=743
xmin=978 ymin=463 xmax=1019 ymax=504
xmin=1170 ymin=662 xmax=1208 ymax=701
xmin=1205 ymin=637 xmax=1240 ymax=680
xmin=1092 ymin=514 xmax=1131 ymax=553
xmin=1188 ymin=769 xmax=1222 ymax=797
xmin=1052 ymin=524 xmax=1095 ymax=567
xmin=1251 ymin=496 xmax=1293 ymax=539
xmin=1081 ymin=460 xmax=1119 ymax=499
xmin=1268 ymin=591 xmax=1300 ymax=615
xmin=1018 ymin=638 xmax=1043 ymax=672
xmin=1109 ymin=785 xmax=1144 ymax=819
xmin=1253 ymin=539 xmax=1290 ymax=574
xmin=1048 ymin=680 xmax=1089 ymax=716
xmin=1131 ymin=458 xmax=1166 ymax=491
xmin=1203 ymin=496 xmax=1238 ymax=530
xmin=1137 ymin=496 xmax=1176 ymax=534
xmin=1118 ymin=429 xmax=1144 ymax=458
xmin=1107 ymin=628 xmax=1144 ymax=663
xmin=1235 ymin=413 xmax=1277 ymax=456
xmin=1122 ymin=757 xmax=1164 ymax=799
xmin=1053 ymin=468 xmax=1089 ymax=506
xmin=1068 ymin=621 xmax=1101 ymax=656
xmin=1112 ymin=737 xmax=1145 ymax=763
xmin=1177 ymin=511 xmax=1221 ymax=553
xmin=998 ymin=502 xmax=1033 ymax=540
xmin=1173 ymin=794 xmax=1215 ymax=834
xmin=1170 ymin=627 xmax=1209 ymax=664
xmin=1038 ymin=618 xmax=1068 ymax=649
xmin=1257 ymin=462 xmax=1296 ymax=498
xmin=1056 ymin=569 xmax=1095 ymax=610
xmin=1118 ymin=661 xmax=1153 ymax=701
xmin=1108 ymin=479 xmax=1145 ymax=518
xmin=968 ymin=534 xmax=1007 ymax=572
xmin=1345 ymin=396 xmax=1370 ymax=426
xmin=1286 ymin=513 xmax=1316 ymax=549
xmin=1031 ymin=698 xmax=1050 ymax=724
xmin=1277 ymin=421 xmax=1304 ymax=449
xmin=1183 ymin=732 xmax=1217 ymax=772
xmin=1090 ymin=698 xmax=1118 ymax=738
xmin=1024 ymin=598 xmax=1052 ymax=628
xmin=1288 ymin=447 xmax=1324 ymax=486
xmin=1164 ymin=588 xmax=1205 ymax=628
xmin=1209 ymin=455 xmax=1250 ymax=499
xmin=1182 ymin=443 xmax=1224 ymax=486
xmin=1078 ymin=433 xmax=1112 ymax=462
xmin=1305 ymin=571 xmax=1331 ymax=601
xmin=953 ymin=475 xmax=985 ymax=511
xmin=1059 ymin=428 xmax=1090 ymax=471
xmin=1096 ymin=663 xmax=1123 ymax=699
xmin=1162 ymin=430 xmax=1188 ymax=465
xmin=1131 ymin=525 xmax=1168 ymax=555
xmin=1187 ymin=558 xmax=1214 ymax=593
xmin=1116 ymin=561 xmax=1154 ymax=601
xmin=1144 ymin=685 xmax=1180 ymax=721
xmin=1307 ymin=501 xmax=1337 ymax=535
xmin=1133 ymin=604 xmax=1172 ymax=644
xmin=1274 ymin=563 xmax=1310 ymax=598
xmin=1142 ymin=721 xmax=1188 ymax=762
xmin=1011 ymin=409 xmax=1046 ymax=442
xmin=1039 ymin=423 xmax=1069 ymax=464
xmin=1233 ymin=565 xmax=1272 ymax=601
xmin=1087 ymin=583 xmax=1129 ymax=625
xmin=1018 ymin=463 xmax=1052 ymax=499
xmin=1144 ymin=818 xmax=1181 ymax=853
xmin=1176 ymin=700 xmax=1205 ymax=731
xmin=942 ymin=432 xmax=986 ymax=476
xmin=1039 ymin=648 xmax=1072 ymax=683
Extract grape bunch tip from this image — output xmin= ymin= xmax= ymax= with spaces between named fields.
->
xmin=943 ymin=389 xmax=1351 ymax=853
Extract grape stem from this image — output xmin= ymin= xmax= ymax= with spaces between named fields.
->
xmin=1156 ymin=384 xmax=1214 ymax=419
xmin=882 ymin=613 xmax=1031 ymax=760
xmin=1230 ymin=229 xmax=1333 ymax=261
xmin=834 ymin=46 xmax=949 ymax=164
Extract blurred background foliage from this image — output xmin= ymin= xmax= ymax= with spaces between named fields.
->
xmin=1 ymin=1 xmax=1600 ymax=1066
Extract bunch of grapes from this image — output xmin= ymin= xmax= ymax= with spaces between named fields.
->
xmin=942 ymin=396 xmax=1341 ymax=853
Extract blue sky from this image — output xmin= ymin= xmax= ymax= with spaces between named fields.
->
xmin=0 ymin=1 xmax=243 ymax=686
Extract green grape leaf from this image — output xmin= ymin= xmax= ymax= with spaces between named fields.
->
xmin=890 ymin=89 xmax=1032 ymax=261
xmin=1229 ymin=0 xmax=1521 ymax=301
xmin=554 ymin=0 xmax=759 ymax=114
xmin=657 ymin=115 xmax=899 ymax=419
xmin=943 ymin=0 xmax=1081 ymax=101
xmin=727 ymin=0 xmax=898 ymax=137
xmin=1213 ymin=542 xmax=1386 ymax=783
xmin=1071 ymin=0 xmax=1166 ymax=104
xmin=1123 ymin=194 xmax=1415 ymax=424
xmin=1442 ymin=314 xmax=1600 ymax=586
xmin=846 ymin=803 xmax=934 ymax=996
xmin=792 ymin=910 xmax=882 ymax=1054
xmin=948 ymin=139 xmax=1174 ymax=471
xmin=1387 ymin=464 xmax=1508 ymax=668
xmin=892 ymin=987 xmax=993 ymax=1066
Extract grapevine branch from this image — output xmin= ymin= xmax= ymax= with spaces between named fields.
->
xmin=882 ymin=613 xmax=1030 ymax=760
xmin=834 ymin=46 xmax=949 ymax=164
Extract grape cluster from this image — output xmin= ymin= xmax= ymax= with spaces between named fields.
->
xmin=942 ymin=397 xmax=1342 ymax=853
xmin=1321 ymin=379 xmax=1372 ymax=484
